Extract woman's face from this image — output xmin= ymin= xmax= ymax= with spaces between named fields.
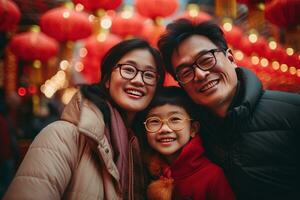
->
xmin=106 ymin=48 xmax=158 ymax=115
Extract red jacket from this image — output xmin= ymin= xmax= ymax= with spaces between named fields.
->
xmin=147 ymin=135 xmax=235 ymax=200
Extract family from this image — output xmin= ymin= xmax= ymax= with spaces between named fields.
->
xmin=4 ymin=19 xmax=300 ymax=200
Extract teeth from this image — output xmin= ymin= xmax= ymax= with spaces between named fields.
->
xmin=200 ymin=80 xmax=218 ymax=92
xmin=126 ymin=89 xmax=143 ymax=96
xmin=159 ymin=138 xmax=175 ymax=142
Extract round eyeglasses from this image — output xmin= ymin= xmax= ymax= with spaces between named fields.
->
xmin=144 ymin=114 xmax=192 ymax=133
xmin=175 ymin=49 xmax=223 ymax=84
xmin=115 ymin=63 xmax=159 ymax=86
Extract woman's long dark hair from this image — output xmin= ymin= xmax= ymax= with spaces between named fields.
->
xmin=80 ymin=38 xmax=165 ymax=124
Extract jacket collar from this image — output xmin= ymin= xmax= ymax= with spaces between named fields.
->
xmin=199 ymin=67 xmax=264 ymax=145
xmin=60 ymin=92 xmax=105 ymax=142
xmin=170 ymin=135 xmax=208 ymax=179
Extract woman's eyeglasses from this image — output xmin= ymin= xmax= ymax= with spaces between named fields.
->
xmin=115 ymin=63 xmax=159 ymax=86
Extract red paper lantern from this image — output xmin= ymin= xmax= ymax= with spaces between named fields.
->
xmin=72 ymin=0 xmax=122 ymax=11
xmin=265 ymin=0 xmax=300 ymax=28
xmin=83 ymin=33 xmax=122 ymax=59
xmin=111 ymin=12 xmax=145 ymax=38
xmin=140 ymin=24 xmax=165 ymax=47
xmin=0 ymin=0 xmax=21 ymax=31
xmin=40 ymin=7 xmax=93 ymax=42
xmin=135 ymin=0 xmax=179 ymax=19
xmin=9 ymin=30 xmax=59 ymax=61
xmin=81 ymin=56 xmax=101 ymax=83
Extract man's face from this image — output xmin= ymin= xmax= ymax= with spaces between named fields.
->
xmin=171 ymin=35 xmax=238 ymax=115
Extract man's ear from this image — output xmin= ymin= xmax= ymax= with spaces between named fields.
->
xmin=190 ymin=121 xmax=200 ymax=138
xmin=227 ymin=49 xmax=235 ymax=62
xmin=226 ymin=49 xmax=237 ymax=68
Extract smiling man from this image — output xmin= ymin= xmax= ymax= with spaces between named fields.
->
xmin=158 ymin=19 xmax=300 ymax=200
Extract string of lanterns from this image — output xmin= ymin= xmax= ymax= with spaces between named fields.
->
xmin=1 ymin=0 xmax=300 ymax=105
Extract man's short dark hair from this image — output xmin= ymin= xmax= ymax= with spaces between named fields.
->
xmin=158 ymin=19 xmax=228 ymax=78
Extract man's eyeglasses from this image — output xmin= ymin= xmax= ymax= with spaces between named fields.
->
xmin=175 ymin=49 xmax=223 ymax=84
xmin=115 ymin=63 xmax=159 ymax=86
xmin=144 ymin=114 xmax=192 ymax=133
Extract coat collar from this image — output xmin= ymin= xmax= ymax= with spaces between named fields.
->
xmin=60 ymin=91 xmax=106 ymax=142
xmin=170 ymin=135 xmax=207 ymax=179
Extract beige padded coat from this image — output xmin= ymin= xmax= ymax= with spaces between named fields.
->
xmin=4 ymin=92 xmax=139 ymax=200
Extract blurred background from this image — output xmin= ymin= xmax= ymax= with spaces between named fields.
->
xmin=0 ymin=0 xmax=299 ymax=197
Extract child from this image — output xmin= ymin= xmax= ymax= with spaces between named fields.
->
xmin=138 ymin=86 xmax=235 ymax=200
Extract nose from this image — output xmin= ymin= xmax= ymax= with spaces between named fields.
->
xmin=130 ymin=71 xmax=145 ymax=85
xmin=158 ymin=121 xmax=173 ymax=133
xmin=194 ymin=67 xmax=210 ymax=81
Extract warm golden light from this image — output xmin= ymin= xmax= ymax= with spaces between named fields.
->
xmin=251 ymin=56 xmax=259 ymax=65
xmin=97 ymin=33 xmax=106 ymax=42
xmin=79 ymin=48 xmax=87 ymax=58
xmin=297 ymin=69 xmax=300 ymax=77
xmin=101 ymin=16 xmax=112 ymax=29
xmin=280 ymin=64 xmax=288 ymax=72
xmin=269 ymin=41 xmax=277 ymax=50
xmin=286 ymin=48 xmax=294 ymax=56
xmin=260 ymin=58 xmax=269 ymax=67
xmin=75 ymin=62 xmax=84 ymax=72
xmin=289 ymin=66 xmax=296 ymax=75
xmin=62 ymin=11 xmax=70 ymax=19
xmin=249 ymin=33 xmax=258 ymax=43
xmin=223 ymin=22 xmax=232 ymax=32
xmin=33 ymin=60 xmax=42 ymax=69
xmin=75 ymin=3 xmax=84 ymax=12
xmin=234 ymin=50 xmax=244 ymax=61
xmin=60 ymin=60 xmax=69 ymax=70
xmin=272 ymin=61 xmax=280 ymax=70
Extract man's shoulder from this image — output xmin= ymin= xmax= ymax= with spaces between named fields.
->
xmin=259 ymin=90 xmax=300 ymax=109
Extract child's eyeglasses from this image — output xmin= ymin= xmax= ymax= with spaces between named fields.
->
xmin=144 ymin=114 xmax=192 ymax=133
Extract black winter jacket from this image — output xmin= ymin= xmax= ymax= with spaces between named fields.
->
xmin=198 ymin=67 xmax=300 ymax=200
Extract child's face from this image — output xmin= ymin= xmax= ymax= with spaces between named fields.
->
xmin=145 ymin=104 xmax=199 ymax=159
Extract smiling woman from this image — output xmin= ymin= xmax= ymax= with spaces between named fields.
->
xmin=3 ymin=39 xmax=165 ymax=200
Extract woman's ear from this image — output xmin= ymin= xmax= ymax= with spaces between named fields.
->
xmin=105 ymin=79 xmax=110 ymax=89
xmin=190 ymin=121 xmax=200 ymax=138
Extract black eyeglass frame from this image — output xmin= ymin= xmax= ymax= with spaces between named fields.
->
xmin=175 ymin=49 xmax=224 ymax=84
xmin=115 ymin=63 xmax=159 ymax=86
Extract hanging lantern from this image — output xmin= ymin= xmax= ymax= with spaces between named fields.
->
xmin=40 ymin=6 xmax=93 ymax=42
xmin=72 ymin=0 xmax=122 ymax=11
xmin=265 ymin=0 xmax=300 ymax=28
xmin=135 ymin=0 xmax=179 ymax=19
xmin=140 ymin=23 xmax=165 ymax=47
xmin=111 ymin=9 xmax=145 ymax=38
xmin=80 ymin=56 xmax=101 ymax=83
xmin=9 ymin=28 xmax=59 ymax=62
xmin=178 ymin=4 xmax=212 ymax=24
xmin=0 ymin=0 xmax=21 ymax=31
xmin=83 ymin=33 xmax=121 ymax=59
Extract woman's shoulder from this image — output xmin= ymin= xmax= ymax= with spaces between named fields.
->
xmin=31 ymin=120 xmax=79 ymax=150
